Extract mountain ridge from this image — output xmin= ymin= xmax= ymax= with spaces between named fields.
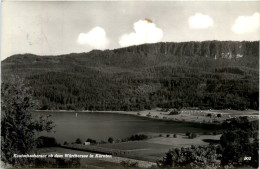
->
xmin=3 ymin=40 xmax=259 ymax=62
xmin=2 ymin=41 xmax=259 ymax=111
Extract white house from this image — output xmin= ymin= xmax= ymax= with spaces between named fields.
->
xmin=84 ymin=142 xmax=91 ymax=145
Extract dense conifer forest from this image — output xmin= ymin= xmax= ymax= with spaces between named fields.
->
xmin=2 ymin=41 xmax=259 ymax=111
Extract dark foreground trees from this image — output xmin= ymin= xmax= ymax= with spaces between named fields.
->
xmin=159 ymin=117 xmax=259 ymax=168
xmin=159 ymin=145 xmax=220 ymax=168
xmin=220 ymin=117 xmax=259 ymax=168
xmin=1 ymin=77 xmax=54 ymax=167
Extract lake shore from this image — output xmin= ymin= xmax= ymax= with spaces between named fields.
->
xmin=36 ymin=108 xmax=259 ymax=124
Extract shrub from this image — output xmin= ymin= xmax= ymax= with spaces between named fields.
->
xmin=169 ymin=109 xmax=180 ymax=115
xmin=127 ymin=134 xmax=148 ymax=141
xmin=100 ymin=140 xmax=107 ymax=144
xmin=207 ymin=113 xmax=212 ymax=117
xmin=120 ymin=160 xmax=138 ymax=167
xmin=188 ymin=133 xmax=197 ymax=139
xmin=34 ymin=158 xmax=80 ymax=168
xmin=36 ymin=136 xmax=57 ymax=148
xmin=108 ymin=137 xmax=114 ymax=143
xmin=217 ymin=114 xmax=222 ymax=118
xmin=75 ymin=138 xmax=82 ymax=144
xmin=115 ymin=139 xmax=121 ymax=143
xmin=186 ymin=132 xmax=191 ymax=137
xmin=86 ymin=138 xmax=97 ymax=144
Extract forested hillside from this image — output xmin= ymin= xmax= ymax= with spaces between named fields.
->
xmin=2 ymin=41 xmax=259 ymax=111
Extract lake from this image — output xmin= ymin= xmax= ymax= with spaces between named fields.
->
xmin=34 ymin=111 xmax=220 ymax=143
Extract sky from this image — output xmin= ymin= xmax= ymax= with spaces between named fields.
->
xmin=1 ymin=1 xmax=260 ymax=60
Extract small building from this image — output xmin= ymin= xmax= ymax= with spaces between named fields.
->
xmin=84 ymin=142 xmax=91 ymax=146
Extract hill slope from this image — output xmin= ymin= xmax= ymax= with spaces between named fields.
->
xmin=2 ymin=41 xmax=259 ymax=111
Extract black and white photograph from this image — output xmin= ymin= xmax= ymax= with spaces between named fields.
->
xmin=1 ymin=1 xmax=259 ymax=168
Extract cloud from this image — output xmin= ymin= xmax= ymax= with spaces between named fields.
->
xmin=119 ymin=20 xmax=163 ymax=47
xmin=232 ymin=12 xmax=260 ymax=34
xmin=77 ymin=27 xmax=109 ymax=49
xmin=188 ymin=13 xmax=214 ymax=29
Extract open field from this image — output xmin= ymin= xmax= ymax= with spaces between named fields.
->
xmin=38 ymin=147 xmax=157 ymax=168
xmin=95 ymin=141 xmax=170 ymax=162
xmin=62 ymin=133 xmax=221 ymax=162
xmin=144 ymin=134 xmax=221 ymax=147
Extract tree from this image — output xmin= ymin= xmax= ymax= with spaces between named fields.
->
xmin=186 ymin=132 xmax=191 ymax=137
xmin=75 ymin=138 xmax=82 ymax=144
xmin=108 ymin=137 xmax=114 ymax=143
xmin=1 ymin=77 xmax=54 ymax=167
xmin=217 ymin=114 xmax=222 ymax=118
xmin=162 ymin=150 xmax=173 ymax=166
xmin=188 ymin=133 xmax=197 ymax=139
xmin=86 ymin=138 xmax=97 ymax=144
